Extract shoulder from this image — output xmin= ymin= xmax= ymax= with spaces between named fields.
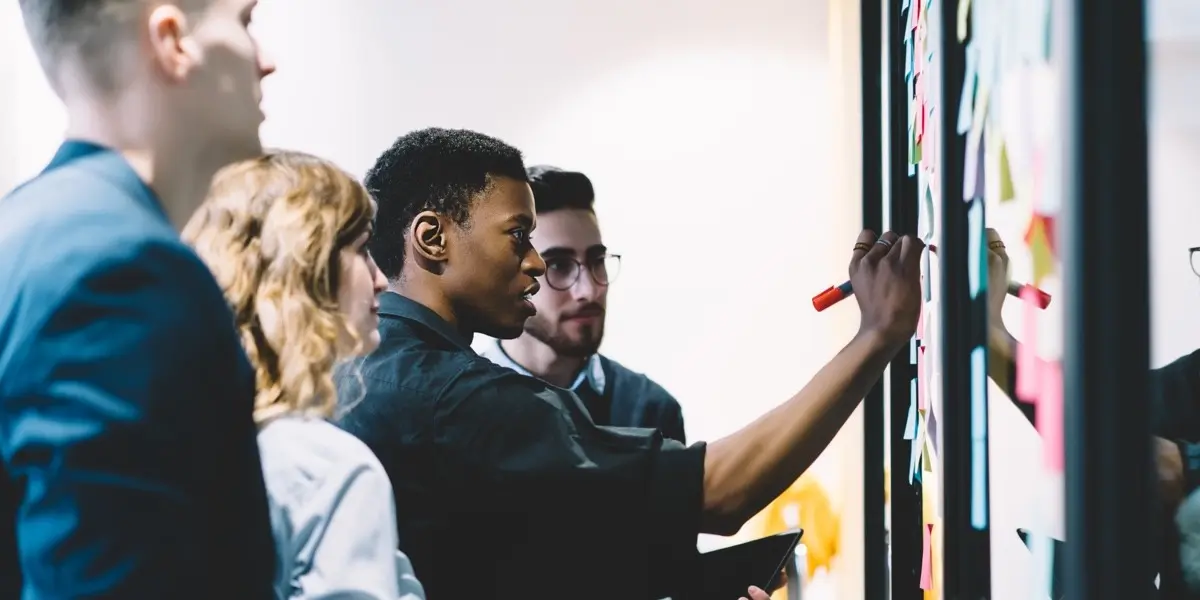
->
xmin=600 ymin=354 xmax=680 ymax=407
xmin=258 ymin=417 xmax=393 ymax=506
xmin=1 ymin=167 xmax=210 ymax=307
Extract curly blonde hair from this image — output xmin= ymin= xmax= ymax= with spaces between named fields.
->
xmin=184 ymin=150 xmax=376 ymax=425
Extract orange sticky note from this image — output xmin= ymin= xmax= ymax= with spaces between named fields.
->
xmin=1015 ymin=287 xmax=1041 ymax=403
xmin=1037 ymin=360 xmax=1065 ymax=471
xmin=920 ymin=523 xmax=934 ymax=589
xmin=917 ymin=347 xmax=927 ymax=410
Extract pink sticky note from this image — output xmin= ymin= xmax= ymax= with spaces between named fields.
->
xmin=920 ymin=523 xmax=933 ymax=589
xmin=1037 ymin=360 xmax=1065 ymax=471
xmin=917 ymin=347 xmax=927 ymax=410
xmin=1015 ymin=287 xmax=1041 ymax=403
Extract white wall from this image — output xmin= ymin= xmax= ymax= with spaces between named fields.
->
xmin=0 ymin=0 xmax=864 ymax=597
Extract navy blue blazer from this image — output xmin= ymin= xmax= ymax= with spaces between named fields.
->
xmin=0 ymin=142 xmax=275 ymax=599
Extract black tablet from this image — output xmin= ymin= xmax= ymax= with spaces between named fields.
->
xmin=689 ymin=529 xmax=804 ymax=600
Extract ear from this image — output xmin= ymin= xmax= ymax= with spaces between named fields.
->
xmin=410 ymin=211 xmax=450 ymax=263
xmin=146 ymin=5 xmax=195 ymax=83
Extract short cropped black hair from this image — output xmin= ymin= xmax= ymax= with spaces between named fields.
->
xmin=526 ymin=165 xmax=595 ymax=214
xmin=364 ymin=127 xmax=528 ymax=279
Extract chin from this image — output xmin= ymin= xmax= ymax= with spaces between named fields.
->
xmin=481 ymin=320 xmax=527 ymax=341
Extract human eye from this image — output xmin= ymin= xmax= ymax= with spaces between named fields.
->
xmin=510 ymin=229 xmax=529 ymax=245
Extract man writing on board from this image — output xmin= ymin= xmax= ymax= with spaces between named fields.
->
xmin=337 ymin=127 xmax=924 ymax=599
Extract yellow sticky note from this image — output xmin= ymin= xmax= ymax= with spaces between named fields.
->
xmin=998 ymin=141 xmax=1015 ymax=202
xmin=1028 ymin=218 xmax=1055 ymax=284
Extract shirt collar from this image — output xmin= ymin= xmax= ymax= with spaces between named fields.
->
xmin=480 ymin=338 xmax=606 ymax=394
xmin=377 ymin=292 xmax=475 ymax=350
xmin=45 ymin=140 xmax=168 ymax=225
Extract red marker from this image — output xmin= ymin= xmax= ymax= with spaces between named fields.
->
xmin=811 ymin=242 xmax=1052 ymax=311
xmin=811 ymin=279 xmax=1051 ymax=312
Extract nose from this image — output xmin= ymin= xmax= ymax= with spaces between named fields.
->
xmin=523 ymin=248 xmax=546 ymax=279
xmin=370 ymin=255 xmax=388 ymax=294
xmin=257 ymin=46 xmax=277 ymax=78
xmin=572 ymin=269 xmax=601 ymax=301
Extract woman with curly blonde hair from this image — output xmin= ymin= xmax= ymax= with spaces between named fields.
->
xmin=184 ymin=150 xmax=425 ymax=599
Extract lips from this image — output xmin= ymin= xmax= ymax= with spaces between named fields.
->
xmin=563 ymin=306 xmax=604 ymax=321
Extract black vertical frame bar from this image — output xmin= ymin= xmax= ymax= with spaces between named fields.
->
xmin=938 ymin=0 xmax=991 ymax=595
xmin=860 ymin=0 xmax=887 ymax=594
xmin=1061 ymin=0 xmax=1152 ymax=597
xmin=886 ymin=1 xmax=921 ymax=598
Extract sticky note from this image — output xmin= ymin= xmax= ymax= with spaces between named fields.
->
xmin=957 ymin=0 xmax=972 ymax=41
xmin=927 ymin=402 xmax=939 ymax=455
xmin=920 ymin=523 xmax=934 ymax=589
xmin=1027 ymin=217 xmax=1055 ymax=285
xmin=957 ymin=43 xmax=978 ymax=134
xmin=917 ymin=347 xmax=927 ymax=410
xmin=905 ymin=36 xmax=913 ymax=80
xmin=963 ymin=128 xmax=985 ymax=200
xmin=909 ymin=413 xmax=925 ymax=485
xmin=1037 ymin=360 xmax=1065 ymax=471
xmin=970 ymin=346 xmax=989 ymax=529
xmin=967 ymin=198 xmax=983 ymax=297
xmin=1015 ymin=287 xmax=1041 ymax=403
xmin=998 ymin=140 xmax=1015 ymax=201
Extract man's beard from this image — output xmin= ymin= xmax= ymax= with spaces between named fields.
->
xmin=523 ymin=313 xmax=604 ymax=358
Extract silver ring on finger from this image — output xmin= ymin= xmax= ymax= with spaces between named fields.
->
xmin=875 ymin=238 xmax=893 ymax=248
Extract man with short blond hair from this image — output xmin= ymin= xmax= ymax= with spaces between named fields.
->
xmin=1 ymin=0 xmax=277 ymax=597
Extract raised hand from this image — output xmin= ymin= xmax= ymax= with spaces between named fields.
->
xmin=986 ymin=227 xmax=1010 ymax=330
xmin=848 ymin=229 xmax=925 ymax=346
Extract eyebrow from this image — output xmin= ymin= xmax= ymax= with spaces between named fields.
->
xmin=507 ymin=214 xmax=535 ymax=229
xmin=541 ymin=244 xmax=607 ymax=259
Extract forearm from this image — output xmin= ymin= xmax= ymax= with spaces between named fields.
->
xmin=699 ymin=330 xmax=899 ymax=534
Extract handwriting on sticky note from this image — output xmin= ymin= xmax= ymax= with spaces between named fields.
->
xmin=1015 ymin=287 xmax=1041 ymax=403
xmin=1037 ymin=360 xmax=1064 ymax=471
xmin=920 ymin=523 xmax=934 ymax=589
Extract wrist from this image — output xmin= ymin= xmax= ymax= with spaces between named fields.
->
xmin=853 ymin=326 xmax=907 ymax=359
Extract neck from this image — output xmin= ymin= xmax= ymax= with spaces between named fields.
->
xmin=64 ymin=101 xmax=218 ymax=231
xmin=390 ymin=278 xmax=471 ymax=339
xmin=500 ymin=336 xmax=588 ymax=388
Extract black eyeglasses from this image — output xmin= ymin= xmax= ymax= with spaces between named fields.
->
xmin=1190 ymin=247 xmax=1200 ymax=278
xmin=543 ymin=254 xmax=622 ymax=291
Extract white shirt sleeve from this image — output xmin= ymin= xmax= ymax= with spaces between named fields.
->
xmin=292 ymin=462 xmax=404 ymax=599
xmin=259 ymin=418 xmax=426 ymax=600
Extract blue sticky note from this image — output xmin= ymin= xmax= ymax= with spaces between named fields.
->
xmin=971 ymin=346 xmax=987 ymax=439
xmin=967 ymin=198 xmax=983 ymax=298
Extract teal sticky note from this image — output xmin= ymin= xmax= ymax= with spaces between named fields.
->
xmin=967 ymin=198 xmax=984 ymax=298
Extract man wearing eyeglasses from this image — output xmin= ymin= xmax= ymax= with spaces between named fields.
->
xmin=477 ymin=165 xmax=686 ymax=443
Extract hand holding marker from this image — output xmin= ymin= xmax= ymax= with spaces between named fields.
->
xmin=811 ymin=243 xmax=1051 ymax=312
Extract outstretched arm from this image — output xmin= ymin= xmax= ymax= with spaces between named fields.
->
xmin=700 ymin=230 xmax=923 ymax=534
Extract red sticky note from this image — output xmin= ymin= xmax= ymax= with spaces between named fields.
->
xmin=920 ymin=523 xmax=933 ymax=590
xmin=1037 ymin=360 xmax=1065 ymax=471
xmin=1015 ymin=287 xmax=1041 ymax=403
xmin=917 ymin=347 xmax=927 ymax=410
